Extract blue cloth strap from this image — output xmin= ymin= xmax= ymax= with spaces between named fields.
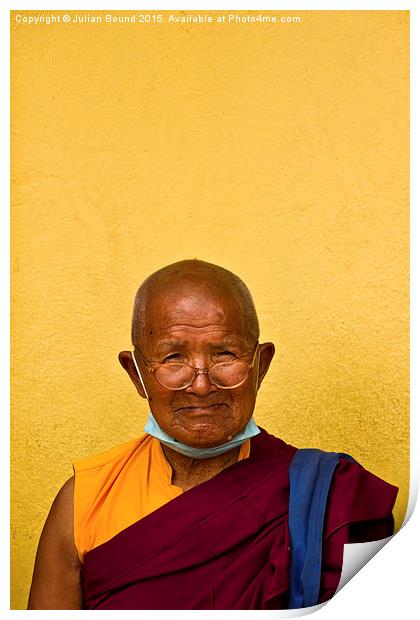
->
xmin=288 ymin=449 xmax=356 ymax=609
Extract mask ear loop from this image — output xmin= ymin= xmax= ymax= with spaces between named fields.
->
xmin=254 ymin=346 xmax=261 ymax=395
xmin=131 ymin=351 xmax=150 ymax=401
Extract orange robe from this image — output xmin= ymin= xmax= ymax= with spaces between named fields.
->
xmin=73 ymin=434 xmax=250 ymax=562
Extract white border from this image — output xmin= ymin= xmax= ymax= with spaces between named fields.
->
xmin=1 ymin=1 xmax=10 ymax=615
xmin=3 ymin=1 xmax=417 ymax=618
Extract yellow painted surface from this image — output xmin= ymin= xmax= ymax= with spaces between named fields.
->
xmin=11 ymin=10 xmax=409 ymax=610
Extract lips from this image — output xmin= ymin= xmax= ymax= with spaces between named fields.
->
xmin=175 ymin=403 xmax=227 ymax=414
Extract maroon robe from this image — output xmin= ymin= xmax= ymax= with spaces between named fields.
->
xmin=81 ymin=428 xmax=398 ymax=609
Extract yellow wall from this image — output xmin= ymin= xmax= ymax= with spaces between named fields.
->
xmin=11 ymin=10 xmax=409 ymax=610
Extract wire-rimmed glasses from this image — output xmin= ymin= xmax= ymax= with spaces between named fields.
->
xmin=133 ymin=342 xmax=260 ymax=390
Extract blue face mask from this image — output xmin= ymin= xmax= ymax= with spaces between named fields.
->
xmin=144 ymin=410 xmax=260 ymax=459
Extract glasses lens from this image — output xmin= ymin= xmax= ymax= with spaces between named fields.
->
xmin=209 ymin=361 xmax=249 ymax=388
xmin=155 ymin=364 xmax=194 ymax=389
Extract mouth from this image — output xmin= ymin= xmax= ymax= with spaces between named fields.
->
xmin=175 ymin=403 xmax=228 ymax=415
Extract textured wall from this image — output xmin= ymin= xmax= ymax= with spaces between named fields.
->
xmin=11 ymin=10 xmax=409 ymax=610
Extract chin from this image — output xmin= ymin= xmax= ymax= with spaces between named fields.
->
xmin=179 ymin=423 xmax=231 ymax=448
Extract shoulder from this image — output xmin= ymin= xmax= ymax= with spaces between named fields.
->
xmin=58 ymin=476 xmax=74 ymax=506
xmin=324 ymin=455 xmax=398 ymax=536
xmin=73 ymin=433 xmax=149 ymax=473
xmin=31 ymin=475 xmax=79 ymax=576
xmin=46 ymin=475 xmax=75 ymax=533
xmin=256 ymin=433 xmax=398 ymax=527
xmin=252 ymin=427 xmax=298 ymax=460
xmin=258 ymin=432 xmax=399 ymax=517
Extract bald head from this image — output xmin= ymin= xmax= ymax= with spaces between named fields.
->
xmin=131 ymin=260 xmax=259 ymax=348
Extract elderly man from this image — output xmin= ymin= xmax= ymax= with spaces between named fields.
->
xmin=28 ymin=259 xmax=397 ymax=610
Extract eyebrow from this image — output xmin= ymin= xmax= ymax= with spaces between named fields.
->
xmin=155 ymin=338 xmax=245 ymax=351
xmin=156 ymin=340 xmax=188 ymax=350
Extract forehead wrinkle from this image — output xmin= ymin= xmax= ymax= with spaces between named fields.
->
xmin=157 ymin=300 xmax=228 ymax=323
xmin=151 ymin=326 xmax=246 ymax=347
xmin=154 ymin=332 xmax=246 ymax=345
xmin=154 ymin=339 xmax=189 ymax=350
xmin=157 ymin=323 xmax=231 ymax=334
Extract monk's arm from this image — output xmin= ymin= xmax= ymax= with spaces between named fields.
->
xmin=27 ymin=476 xmax=83 ymax=610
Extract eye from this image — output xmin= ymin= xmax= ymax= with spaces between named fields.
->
xmin=162 ymin=353 xmax=183 ymax=363
xmin=215 ymin=350 xmax=236 ymax=360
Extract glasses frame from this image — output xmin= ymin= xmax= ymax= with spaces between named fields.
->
xmin=133 ymin=341 xmax=260 ymax=391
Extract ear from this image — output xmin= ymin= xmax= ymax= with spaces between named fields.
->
xmin=118 ymin=350 xmax=147 ymax=399
xmin=257 ymin=342 xmax=275 ymax=389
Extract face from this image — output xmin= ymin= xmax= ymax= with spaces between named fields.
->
xmin=119 ymin=280 xmax=275 ymax=448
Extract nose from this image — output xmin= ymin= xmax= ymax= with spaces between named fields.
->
xmin=184 ymin=369 xmax=218 ymax=397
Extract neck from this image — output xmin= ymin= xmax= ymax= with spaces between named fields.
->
xmin=162 ymin=444 xmax=240 ymax=491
